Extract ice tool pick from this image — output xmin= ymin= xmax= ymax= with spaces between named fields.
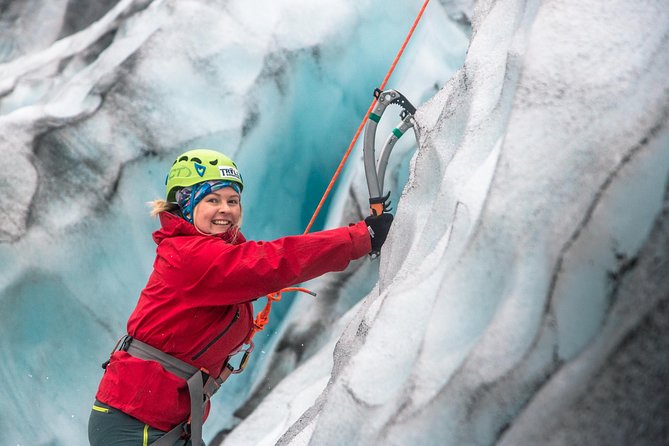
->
xmin=363 ymin=88 xmax=417 ymax=217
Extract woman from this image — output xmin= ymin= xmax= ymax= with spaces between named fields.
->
xmin=89 ymin=149 xmax=393 ymax=445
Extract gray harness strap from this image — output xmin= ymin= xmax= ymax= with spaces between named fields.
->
xmin=126 ymin=337 xmax=199 ymax=379
xmin=124 ymin=336 xmax=233 ymax=446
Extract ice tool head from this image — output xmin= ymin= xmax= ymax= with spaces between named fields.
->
xmin=165 ymin=149 xmax=243 ymax=201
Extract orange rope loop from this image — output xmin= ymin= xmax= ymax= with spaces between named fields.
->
xmin=250 ymin=0 xmax=430 ymax=344
xmin=247 ymin=288 xmax=316 ymax=343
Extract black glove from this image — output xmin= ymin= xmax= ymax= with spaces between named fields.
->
xmin=365 ymin=212 xmax=394 ymax=257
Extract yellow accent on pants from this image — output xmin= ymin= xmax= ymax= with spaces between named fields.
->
xmin=92 ymin=405 xmax=109 ymax=413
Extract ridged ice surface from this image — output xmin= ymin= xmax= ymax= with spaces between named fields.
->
xmin=0 ymin=0 xmax=667 ymax=445
xmin=225 ymin=0 xmax=669 ymax=445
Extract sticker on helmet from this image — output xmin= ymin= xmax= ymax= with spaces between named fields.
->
xmin=194 ymin=163 xmax=206 ymax=177
xmin=169 ymin=166 xmax=191 ymax=179
xmin=219 ymin=166 xmax=240 ymax=180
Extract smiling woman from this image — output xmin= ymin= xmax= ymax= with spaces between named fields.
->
xmin=88 ymin=148 xmax=394 ymax=446
xmin=192 ymin=187 xmax=242 ymax=235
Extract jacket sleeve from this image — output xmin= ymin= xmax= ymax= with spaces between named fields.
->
xmin=175 ymin=221 xmax=371 ymax=306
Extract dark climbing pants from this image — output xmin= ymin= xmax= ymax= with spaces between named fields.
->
xmin=88 ymin=400 xmax=205 ymax=446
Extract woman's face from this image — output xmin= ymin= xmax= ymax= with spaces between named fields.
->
xmin=193 ymin=187 xmax=241 ymax=235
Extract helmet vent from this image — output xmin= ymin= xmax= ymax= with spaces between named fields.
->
xmin=209 ymin=159 xmax=219 ymax=165
xmin=178 ymin=155 xmax=189 ymax=162
xmin=191 ymin=157 xmax=202 ymax=164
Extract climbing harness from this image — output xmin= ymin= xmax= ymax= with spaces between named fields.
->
xmin=100 ymin=287 xmax=316 ymax=445
xmin=103 ymin=335 xmax=235 ymax=446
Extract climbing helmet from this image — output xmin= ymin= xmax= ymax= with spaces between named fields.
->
xmin=165 ymin=148 xmax=243 ymax=201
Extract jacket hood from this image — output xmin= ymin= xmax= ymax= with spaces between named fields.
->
xmin=153 ymin=212 xmax=246 ymax=245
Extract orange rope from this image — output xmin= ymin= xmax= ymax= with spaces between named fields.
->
xmin=247 ymin=288 xmax=316 ymax=343
xmin=249 ymin=0 xmax=431 ymax=343
xmin=303 ymin=0 xmax=431 ymax=235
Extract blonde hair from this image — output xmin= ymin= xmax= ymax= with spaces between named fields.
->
xmin=149 ymin=199 xmax=179 ymax=217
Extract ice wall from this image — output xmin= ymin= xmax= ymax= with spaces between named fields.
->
xmin=0 ymin=1 xmax=466 ymax=445
xmin=2 ymin=0 xmax=667 ymax=445
xmin=222 ymin=0 xmax=669 ymax=445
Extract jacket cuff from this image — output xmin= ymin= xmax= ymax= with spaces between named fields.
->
xmin=349 ymin=221 xmax=372 ymax=258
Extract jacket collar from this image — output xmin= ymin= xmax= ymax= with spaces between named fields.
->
xmin=153 ymin=212 xmax=246 ymax=245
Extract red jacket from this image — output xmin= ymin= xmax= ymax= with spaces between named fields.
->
xmin=96 ymin=212 xmax=371 ymax=431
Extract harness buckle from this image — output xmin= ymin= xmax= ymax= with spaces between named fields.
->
xmin=120 ymin=335 xmax=132 ymax=351
xmin=101 ymin=335 xmax=133 ymax=370
xmin=181 ymin=421 xmax=192 ymax=440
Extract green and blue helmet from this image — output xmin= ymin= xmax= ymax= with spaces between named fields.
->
xmin=165 ymin=149 xmax=244 ymax=202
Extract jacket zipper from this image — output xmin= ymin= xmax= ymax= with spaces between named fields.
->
xmin=192 ymin=308 xmax=241 ymax=361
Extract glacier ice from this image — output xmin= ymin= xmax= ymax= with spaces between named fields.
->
xmin=0 ymin=0 xmax=465 ymax=445
xmin=223 ymin=0 xmax=669 ymax=445
xmin=1 ymin=0 xmax=668 ymax=445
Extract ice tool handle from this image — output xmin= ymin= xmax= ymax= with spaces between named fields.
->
xmin=363 ymin=88 xmax=417 ymax=216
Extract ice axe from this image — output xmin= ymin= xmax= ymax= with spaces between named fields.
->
xmin=363 ymin=88 xmax=417 ymax=217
